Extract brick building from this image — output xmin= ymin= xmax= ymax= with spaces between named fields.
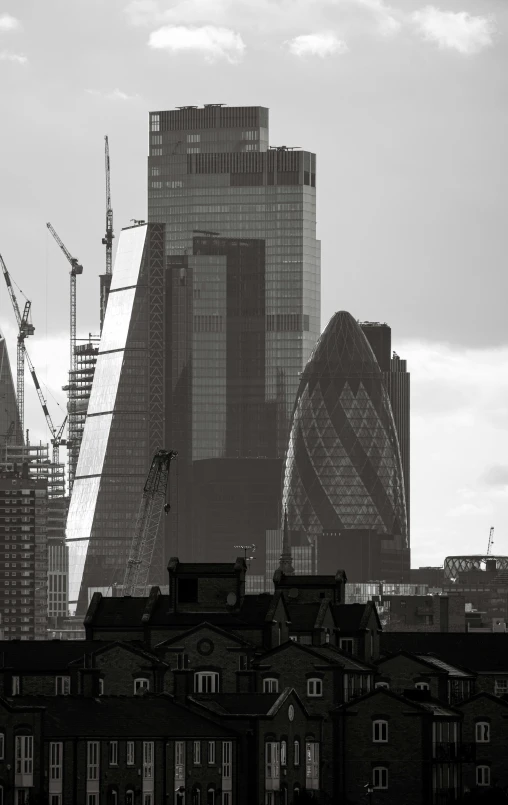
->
xmin=0 ymin=561 xmax=507 ymax=803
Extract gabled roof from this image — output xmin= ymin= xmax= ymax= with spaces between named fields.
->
xmin=415 ymin=654 xmax=475 ymax=679
xmin=286 ymin=602 xmax=322 ymax=631
xmin=189 ymin=687 xmax=312 ymax=719
xmin=455 ymin=691 xmax=508 ymax=710
xmin=256 ymin=639 xmax=373 ymax=672
xmin=380 ymin=633 xmax=508 ymax=673
xmin=81 ymin=641 xmax=167 ymax=666
xmin=154 ymin=622 xmax=254 ymax=650
xmin=14 ymin=695 xmax=238 ymax=739
xmin=332 ymin=602 xmax=381 ymax=632
xmin=336 ymin=687 xmax=460 ymax=718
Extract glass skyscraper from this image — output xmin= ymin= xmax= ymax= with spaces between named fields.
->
xmin=67 ymin=106 xmax=320 ymax=611
xmin=282 ymin=311 xmax=409 ymax=582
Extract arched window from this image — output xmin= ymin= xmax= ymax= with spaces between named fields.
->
xmin=375 ymin=682 xmax=389 ymax=690
xmin=263 ymin=678 xmax=279 ymax=694
xmin=280 ymin=740 xmax=287 ymax=766
xmin=293 ymin=739 xmax=300 ymax=766
xmin=194 ymin=671 xmax=219 ymax=693
xmin=98 ymin=678 xmax=104 ymax=696
xmin=126 ymin=793 xmax=134 ymax=805
xmin=134 ymin=677 xmax=149 ymax=694
xmin=207 ymin=786 xmax=215 ymax=805
xmin=307 ymin=678 xmax=323 ymax=697
xmin=192 ymin=786 xmax=201 ymax=805
xmin=280 ymin=785 xmax=288 ymax=805
xmin=373 ymin=766 xmax=388 ymax=789
xmin=0 ymin=732 xmax=4 ymax=759
xmin=415 ymin=682 xmax=429 ymax=691
xmin=373 ymin=720 xmax=388 ymax=743
xmin=476 ymin=766 xmax=491 ymax=787
xmin=475 ymin=722 xmax=490 ymax=743
xmin=293 ymin=784 xmax=300 ymax=802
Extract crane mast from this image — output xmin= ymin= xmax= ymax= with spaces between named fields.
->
xmin=1 ymin=253 xmax=34 ymax=443
xmin=46 ymin=222 xmax=83 ymax=492
xmin=123 ymin=449 xmax=178 ymax=597
xmin=24 ymin=349 xmax=67 ymax=467
xmin=103 ymin=135 xmax=114 ymax=276
xmin=487 ymin=526 xmax=494 ymax=556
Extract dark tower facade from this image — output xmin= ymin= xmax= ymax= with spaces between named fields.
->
xmin=361 ymin=322 xmax=410 ymax=545
xmin=282 ymin=311 xmax=409 ymax=582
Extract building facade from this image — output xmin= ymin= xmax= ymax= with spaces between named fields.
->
xmin=282 ymin=311 xmax=409 ymax=582
xmin=0 ymin=327 xmax=20 ymax=449
xmin=0 ymin=465 xmax=48 ymax=639
xmin=361 ymin=321 xmax=410 ymax=542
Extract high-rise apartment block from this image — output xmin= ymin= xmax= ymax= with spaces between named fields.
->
xmin=0 ymin=464 xmax=48 ymax=639
xmin=68 ymin=106 xmax=320 ymax=612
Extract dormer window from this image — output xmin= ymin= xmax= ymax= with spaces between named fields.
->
xmin=307 ymin=678 xmax=323 ymax=698
xmin=415 ymin=682 xmax=429 ymax=691
xmin=55 ymin=675 xmax=70 ymax=696
xmin=134 ymin=678 xmax=150 ymax=694
xmin=263 ymin=678 xmax=279 ymax=694
xmin=339 ymin=639 xmax=353 ymax=654
xmin=194 ymin=672 xmax=219 ymax=693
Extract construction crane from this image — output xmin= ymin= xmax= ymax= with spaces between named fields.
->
xmin=487 ymin=526 xmax=495 ymax=556
xmin=24 ymin=348 xmax=67 ymax=467
xmin=123 ymin=449 xmax=178 ymax=597
xmin=46 ymin=223 xmax=83 ymax=490
xmin=102 ymin=135 xmax=114 ymax=276
xmin=1 ymin=253 xmax=35 ymax=443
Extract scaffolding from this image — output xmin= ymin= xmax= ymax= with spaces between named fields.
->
xmin=67 ymin=335 xmax=99 ymax=489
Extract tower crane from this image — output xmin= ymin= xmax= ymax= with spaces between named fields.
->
xmin=102 ymin=135 xmax=114 ymax=276
xmin=46 ymin=223 xmax=83 ymax=491
xmin=123 ymin=449 xmax=178 ymax=596
xmin=100 ymin=136 xmax=114 ymax=332
xmin=24 ymin=349 xmax=67 ymax=467
xmin=1 ymin=253 xmax=35 ymax=443
xmin=487 ymin=526 xmax=494 ymax=556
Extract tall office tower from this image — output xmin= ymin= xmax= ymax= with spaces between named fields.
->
xmin=67 ymin=223 xmax=167 ymax=614
xmin=149 ymin=105 xmax=319 ymax=566
xmin=0 ymin=464 xmax=48 ymax=639
xmin=0 ymin=327 xmax=20 ymax=448
xmin=361 ymin=322 xmax=410 ymax=542
xmin=282 ymin=311 xmax=409 ymax=582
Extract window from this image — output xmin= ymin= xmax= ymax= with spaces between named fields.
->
xmin=373 ymin=767 xmax=388 ymax=789
xmin=55 ymin=676 xmax=70 ymax=696
xmin=144 ymin=796 xmax=153 ymax=805
xmin=109 ymin=741 xmax=118 ymax=765
xmin=193 ymin=740 xmax=201 ymax=765
xmin=192 ymin=787 xmax=201 ymax=805
xmin=305 ymin=742 xmax=319 ymax=789
xmin=340 ymin=639 xmax=354 ymax=654
xmin=373 ymin=720 xmax=388 ymax=743
xmin=187 ymin=147 xmax=200 ymax=154
xmin=0 ymin=732 xmax=4 ymax=760
xmin=280 ymin=740 xmax=287 ymax=766
xmin=177 ymin=653 xmax=189 ymax=670
xmin=126 ymin=792 xmax=134 ymax=805
xmin=476 ymin=766 xmax=491 ymax=787
xmin=222 ymin=794 xmax=230 ymax=805
xmin=475 ymin=722 xmax=490 ymax=743
xmin=415 ymin=682 xmax=430 ymax=690
xmin=222 ymin=741 xmax=231 ymax=778
xmin=238 ymin=654 xmax=247 ymax=670
xmin=98 ymin=678 xmax=104 ymax=696
xmin=87 ymin=741 xmax=99 ymax=780
xmin=375 ymin=682 xmax=389 ymax=690
xmin=265 ymin=742 xmax=280 ymax=781
xmin=208 ymin=741 xmax=216 ymax=765
xmin=134 ymin=678 xmax=150 ymax=694
xmin=127 ymin=741 xmax=135 ymax=765
xmin=294 ymin=740 xmax=300 ymax=766
xmin=263 ymin=678 xmax=278 ymax=694
xmin=12 ymin=675 xmax=20 ymax=695
xmin=307 ymin=678 xmax=323 ymax=697
xmin=87 ymin=796 xmax=98 ymax=805
xmin=143 ymin=741 xmax=154 ymax=779
xmin=175 ymin=741 xmax=185 ymax=782
xmin=50 ymin=796 xmax=61 ymax=805
xmin=494 ymin=678 xmax=508 ymax=696
xmin=16 ymin=735 xmax=33 ymax=774
xmin=50 ymin=742 xmax=62 ymax=780
xmin=195 ymin=672 xmax=219 ymax=693
xmin=151 ymin=114 xmax=160 ymax=132
xmin=187 ymin=133 xmax=201 ymax=142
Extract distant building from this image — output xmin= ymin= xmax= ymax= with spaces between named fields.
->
xmin=67 ymin=336 xmax=99 ymax=492
xmin=443 ymin=555 xmax=508 ymax=631
xmin=282 ymin=311 xmax=409 ymax=581
xmin=0 ymin=464 xmax=48 ymax=639
xmin=0 ymin=327 xmax=20 ymax=448
xmin=361 ymin=321 xmax=410 ymax=543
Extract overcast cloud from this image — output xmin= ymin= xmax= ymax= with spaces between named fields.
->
xmin=1 ymin=0 xmax=507 ymax=566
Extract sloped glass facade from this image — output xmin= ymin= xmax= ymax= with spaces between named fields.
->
xmin=0 ymin=328 xmax=20 ymax=448
xmin=282 ymin=311 xmax=408 ymax=581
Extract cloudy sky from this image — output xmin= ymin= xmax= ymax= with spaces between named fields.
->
xmin=1 ymin=0 xmax=507 ymax=567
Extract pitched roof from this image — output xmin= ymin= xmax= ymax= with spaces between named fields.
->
xmin=380 ymin=633 xmax=508 ymax=672
xmin=15 ymin=695 xmax=237 ymax=738
xmin=332 ymin=602 xmax=380 ymax=632
xmin=286 ymin=603 xmax=322 ymax=630
xmin=257 ymin=640 xmax=373 ymax=672
xmin=190 ymin=693 xmax=280 ymax=716
xmin=0 ymin=640 xmax=107 ymax=671
xmin=337 ymin=687 xmax=459 ymax=717
xmin=154 ymin=622 xmax=253 ymax=650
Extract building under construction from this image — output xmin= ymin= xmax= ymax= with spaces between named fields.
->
xmin=67 ymin=336 xmax=99 ymax=489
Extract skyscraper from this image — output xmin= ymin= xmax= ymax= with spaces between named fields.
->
xmin=282 ymin=311 xmax=409 ymax=582
xmin=361 ymin=322 xmax=410 ymax=542
xmin=67 ymin=106 xmax=320 ymax=612
xmin=0 ymin=327 xmax=20 ymax=449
